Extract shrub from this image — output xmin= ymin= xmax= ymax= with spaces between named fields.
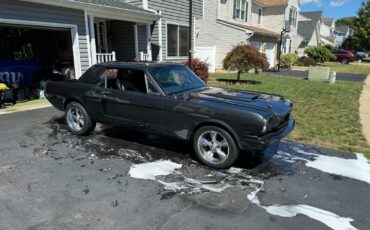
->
xmin=280 ymin=53 xmax=299 ymax=68
xmin=305 ymin=46 xmax=336 ymax=63
xmin=300 ymin=57 xmax=317 ymax=66
xmin=182 ymin=58 xmax=209 ymax=82
xmin=223 ymin=44 xmax=269 ymax=81
xmin=322 ymin=44 xmax=334 ymax=52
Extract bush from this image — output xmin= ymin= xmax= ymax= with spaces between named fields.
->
xmin=223 ymin=44 xmax=269 ymax=81
xmin=305 ymin=46 xmax=336 ymax=63
xmin=300 ymin=57 xmax=317 ymax=66
xmin=322 ymin=44 xmax=334 ymax=52
xmin=182 ymin=58 xmax=209 ymax=82
xmin=280 ymin=53 xmax=299 ymax=68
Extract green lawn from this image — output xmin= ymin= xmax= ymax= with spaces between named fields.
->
xmin=211 ymin=73 xmax=370 ymax=157
xmin=319 ymin=62 xmax=370 ymax=75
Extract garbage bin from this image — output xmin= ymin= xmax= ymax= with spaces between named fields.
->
xmin=329 ymin=71 xmax=336 ymax=84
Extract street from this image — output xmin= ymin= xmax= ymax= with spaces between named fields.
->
xmin=0 ymin=107 xmax=369 ymax=230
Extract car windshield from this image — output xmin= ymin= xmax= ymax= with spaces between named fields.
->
xmin=149 ymin=65 xmax=206 ymax=95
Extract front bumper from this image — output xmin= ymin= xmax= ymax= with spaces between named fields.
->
xmin=240 ymin=118 xmax=295 ymax=151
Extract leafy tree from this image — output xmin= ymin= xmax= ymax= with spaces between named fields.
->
xmin=341 ymin=2 xmax=370 ymax=51
xmin=335 ymin=16 xmax=356 ymax=27
xmin=223 ymin=45 xmax=268 ymax=81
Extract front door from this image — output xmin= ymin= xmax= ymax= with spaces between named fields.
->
xmin=266 ymin=43 xmax=275 ymax=68
xmin=94 ymin=19 xmax=108 ymax=53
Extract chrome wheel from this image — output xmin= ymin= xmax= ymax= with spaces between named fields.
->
xmin=197 ymin=131 xmax=230 ymax=164
xmin=66 ymin=106 xmax=85 ymax=132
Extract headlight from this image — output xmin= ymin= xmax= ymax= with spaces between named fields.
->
xmin=262 ymin=118 xmax=268 ymax=133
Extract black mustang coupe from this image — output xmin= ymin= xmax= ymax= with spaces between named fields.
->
xmin=46 ymin=63 xmax=294 ymax=168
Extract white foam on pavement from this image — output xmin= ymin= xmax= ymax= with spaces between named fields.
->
xmin=128 ymin=160 xmax=182 ymax=180
xmin=283 ymin=147 xmax=370 ymax=184
xmin=128 ymin=160 xmax=234 ymax=193
xmin=248 ymin=189 xmax=358 ymax=230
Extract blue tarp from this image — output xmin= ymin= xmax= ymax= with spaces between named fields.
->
xmin=0 ymin=60 xmax=39 ymax=87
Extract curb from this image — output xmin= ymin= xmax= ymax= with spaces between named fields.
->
xmin=359 ymin=73 xmax=370 ymax=146
xmin=0 ymin=102 xmax=52 ymax=115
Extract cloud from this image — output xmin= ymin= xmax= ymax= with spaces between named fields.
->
xmin=329 ymin=0 xmax=352 ymax=7
xmin=300 ymin=0 xmax=322 ymax=7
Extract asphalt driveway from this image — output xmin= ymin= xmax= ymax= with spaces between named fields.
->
xmin=265 ymin=69 xmax=367 ymax=82
xmin=0 ymin=108 xmax=369 ymax=229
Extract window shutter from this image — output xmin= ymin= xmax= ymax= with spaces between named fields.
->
xmin=233 ymin=0 xmax=237 ymax=19
xmin=245 ymin=2 xmax=248 ymax=22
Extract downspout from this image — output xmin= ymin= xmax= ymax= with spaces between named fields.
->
xmin=142 ymin=0 xmax=162 ymax=61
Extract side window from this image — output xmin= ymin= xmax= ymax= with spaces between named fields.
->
xmin=116 ymin=68 xmax=147 ymax=93
xmin=97 ymin=68 xmax=118 ymax=89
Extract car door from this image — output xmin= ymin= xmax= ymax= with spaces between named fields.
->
xmin=100 ymin=68 xmax=165 ymax=133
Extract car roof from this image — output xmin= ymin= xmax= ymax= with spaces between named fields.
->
xmin=94 ymin=62 xmax=185 ymax=70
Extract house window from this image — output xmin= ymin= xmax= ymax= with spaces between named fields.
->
xmin=288 ymin=7 xmax=297 ymax=27
xmin=258 ymin=8 xmax=262 ymax=24
xmin=233 ymin=0 xmax=248 ymax=22
xmin=167 ymin=24 xmax=189 ymax=57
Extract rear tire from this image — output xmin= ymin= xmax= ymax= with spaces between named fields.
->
xmin=193 ymin=126 xmax=239 ymax=169
xmin=65 ymin=102 xmax=96 ymax=135
xmin=341 ymin=58 xmax=349 ymax=64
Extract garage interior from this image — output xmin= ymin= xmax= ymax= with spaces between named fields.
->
xmin=0 ymin=24 xmax=74 ymax=101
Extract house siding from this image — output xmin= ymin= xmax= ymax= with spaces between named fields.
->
xmin=0 ymin=0 xmax=89 ymax=73
xmin=147 ymin=0 xmax=203 ymax=62
xmin=196 ymin=0 xmax=247 ymax=69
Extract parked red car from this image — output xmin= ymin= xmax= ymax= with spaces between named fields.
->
xmin=332 ymin=49 xmax=355 ymax=64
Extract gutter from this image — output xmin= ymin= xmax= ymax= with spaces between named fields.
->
xmin=19 ymin=0 xmax=161 ymax=22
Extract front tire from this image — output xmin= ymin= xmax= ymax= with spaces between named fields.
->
xmin=341 ymin=58 xmax=349 ymax=64
xmin=193 ymin=126 xmax=239 ymax=169
xmin=65 ymin=102 xmax=96 ymax=135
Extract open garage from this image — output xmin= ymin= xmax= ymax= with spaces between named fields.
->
xmin=0 ymin=24 xmax=75 ymax=101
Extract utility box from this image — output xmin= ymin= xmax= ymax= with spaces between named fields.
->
xmin=308 ymin=66 xmax=331 ymax=81
xmin=329 ymin=71 xmax=337 ymax=84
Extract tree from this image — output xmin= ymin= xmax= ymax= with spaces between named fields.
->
xmin=223 ymin=45 xmax=268 ymax=81
xmin=341 ymin=2 xmax=370 ymax=51
xmin=335 ymin=16 xmax=356 ymax=27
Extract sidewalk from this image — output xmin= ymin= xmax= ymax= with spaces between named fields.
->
xmin=360 ymin=73 xmax=370 ymax=145
xmin=0 ymin=101 xmax=51 ymax=115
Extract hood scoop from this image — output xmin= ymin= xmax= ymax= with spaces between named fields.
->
xmin=202 ymin=92 xmax=259 ymax=102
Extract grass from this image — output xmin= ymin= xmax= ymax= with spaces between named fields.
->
xmin=319 ymin=62 xmax=370 ymax=75
xmin=12 ymin=99 xmax=48 ymax=108
xmin=211 ymin=72 xmax=370 ymax=157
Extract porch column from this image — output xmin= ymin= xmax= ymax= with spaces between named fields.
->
xmin=146 ymin=23 xmax=152 ymax=61
xmin=134 ymin=24 xmax=139 ymax=61
xmin=88 ymin=15 xmax=97 ymax=64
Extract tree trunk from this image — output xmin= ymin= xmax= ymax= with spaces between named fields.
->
xmin=237 ymin=70 xmax=241 ymax=82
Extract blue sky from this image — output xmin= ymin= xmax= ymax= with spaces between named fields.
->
xmin=300 ymin=0 xmax=366 ymax=19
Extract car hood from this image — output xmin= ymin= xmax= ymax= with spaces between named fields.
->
xmin=187 ymin=87 xmax=293 ymax=116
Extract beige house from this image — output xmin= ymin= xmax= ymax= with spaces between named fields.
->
xmin=195 ymin=0 xmax=302 ymax=71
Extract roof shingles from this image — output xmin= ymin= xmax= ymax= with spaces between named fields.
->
xmin=219 ymin=20 xmax=280 ymax=37
xmin=254 ymin=0 xmax=289 ymax=7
